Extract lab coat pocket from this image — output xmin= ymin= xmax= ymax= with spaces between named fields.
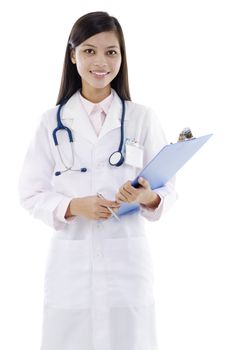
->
xmin=103 ymin=236 xmax=155 ymax=307
xmin=44 ymin=238 xmax=91 ymax=309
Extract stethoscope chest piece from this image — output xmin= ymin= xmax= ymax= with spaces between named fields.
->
xmin=109 ymin=151 xmax=125 ymax=167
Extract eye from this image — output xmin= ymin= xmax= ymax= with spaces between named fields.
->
xmin=84 ymin=49 xmax=95 ymax=54
xmin=107 ymin=50 xmax=118 ymax=55
xmin=83 ymin=48 xmax=119 ymax=56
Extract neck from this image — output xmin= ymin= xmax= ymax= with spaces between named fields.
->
xmin=81 ymin=84 xmax=111 ymax=103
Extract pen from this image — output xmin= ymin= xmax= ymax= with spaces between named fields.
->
xmin=96 ymin=192 xmax=120 ymax=221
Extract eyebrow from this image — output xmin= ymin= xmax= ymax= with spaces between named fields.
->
xmin=82 ymin=44 xmax=120 ymax=49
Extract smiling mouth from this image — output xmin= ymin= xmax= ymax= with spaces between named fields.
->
xmin=90 ymin=71 xmax=110 ymax=76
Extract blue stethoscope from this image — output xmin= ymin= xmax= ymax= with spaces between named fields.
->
xmin=53 ymin=96 xmax=126 ymax=176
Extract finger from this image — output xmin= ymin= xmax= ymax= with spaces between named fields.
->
xmin=98 ymin=198 xmax=119 ymax=208
xmin=115 ymin=193 xmax=125 ymax=203
xmin=98 ymin=212 xmax=112 ymax=220
xmin=138 ymin=177 xmax=149 ymax=188
xmin=121 ymin=180 xmax=131 ymax=187
xmin=106 ymin=202 xmax=121 ymax=208
xmin=116 ymin=193 xmax=128 ymax=202
xmin=99 ymin=208 xmax=111 ymax=214
xmin=110 ymin=202 xmax=121 ymax=209
xmin=111 ymin=204 xmax=121 ymax=209
xmin=98 ymin=205 xmax=119 ymax=216
xmin=110 ymin=201 xmax=121 ymax=207
xmin=124 ymin=180 xmax=133 ymax=188
xmin=122 ymin=186 xmax=132 ymax=195
xmin=122 ymin=188 xmax=136 ymax=201
xmin=115 ymin=198 xmax=122 ymax=204
xmin=100 ymin=212 xmax=112 ymax=219
xmin=123 ymin=183 xmax=138 ymax=195
xmin=124 ymin=180 xmax=136 ymax=189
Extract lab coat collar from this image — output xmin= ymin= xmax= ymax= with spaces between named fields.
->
xmin=61 ymin=88 xmax=129 ymax=144
xmin=78 ymin=88 xmax=114 ymax=116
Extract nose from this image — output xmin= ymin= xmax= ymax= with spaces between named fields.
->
xmin=93 ymin=53 xmax=108 ymax=67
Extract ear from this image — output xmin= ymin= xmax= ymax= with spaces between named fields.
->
xmin=70 ymin=49 xmax=76 ymax=64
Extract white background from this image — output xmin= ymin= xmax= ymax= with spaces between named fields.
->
xmin=0 ymin=0 xmax=227 ymax=349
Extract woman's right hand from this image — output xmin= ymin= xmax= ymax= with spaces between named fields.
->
xmin=68 ymin=195 xmax=121 ymax=221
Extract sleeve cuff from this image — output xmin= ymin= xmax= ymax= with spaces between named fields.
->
xmin=139 ymin=193 xmax=164 ymax=221
xmin=54 ymin=197 xmax=78 ymax=224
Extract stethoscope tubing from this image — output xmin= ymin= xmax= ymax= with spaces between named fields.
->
xmin=53 ymin=93 xmax=126 ymax=176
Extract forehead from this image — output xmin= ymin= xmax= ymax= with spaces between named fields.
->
xmin=81 ymin=31 xmax=120 ymax=48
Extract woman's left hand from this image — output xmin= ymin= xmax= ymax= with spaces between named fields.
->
xmin=115 ymin=177 xmax=160 ymax=207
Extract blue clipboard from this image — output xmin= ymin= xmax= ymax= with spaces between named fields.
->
xmin=117 ymin=133 xmax=213 ymax=216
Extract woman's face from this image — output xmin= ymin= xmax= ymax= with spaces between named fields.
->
xmin=71 ymin=31 xmax=122 ymax=92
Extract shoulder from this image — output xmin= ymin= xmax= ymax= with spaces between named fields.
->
xmin=124 ymin=99 xmax=166 ymax=144
xmin=125 ymin=99 xmax=159 ymax=126
xmin=36 ymin=105 xmax=59 ymax=130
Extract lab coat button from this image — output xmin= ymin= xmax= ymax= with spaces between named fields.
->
xmin=96 ymin=161 xmax=104 ymax=169
xmin=95 ymin=249 xmax=103 ymax=258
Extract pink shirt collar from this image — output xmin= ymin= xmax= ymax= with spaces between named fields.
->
xmin=78 ymin=89 xmax=114 ymax=116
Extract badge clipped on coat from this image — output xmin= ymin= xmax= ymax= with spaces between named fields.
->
xmin=124 ymin=138 xmax=144 ymax=168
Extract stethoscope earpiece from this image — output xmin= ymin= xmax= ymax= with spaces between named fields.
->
xmin=53 ymin=92 xmax=126 ymax=176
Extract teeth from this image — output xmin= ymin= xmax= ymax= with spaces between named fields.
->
xmin=91 ymin=71 xmax=108 ymax=75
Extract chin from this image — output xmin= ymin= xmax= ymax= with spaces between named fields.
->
xmin=88 ymin=81 xmax=112 ymax=89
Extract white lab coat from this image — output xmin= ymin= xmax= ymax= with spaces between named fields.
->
xmin=18 ymin=89 xmax=177 ymax=350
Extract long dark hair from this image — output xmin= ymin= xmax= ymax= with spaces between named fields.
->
xmin=56 ymin=11 xmax=131 ymax=106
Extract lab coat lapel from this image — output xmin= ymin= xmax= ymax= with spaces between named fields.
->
xmin=98 ymin=90 xmax=124 ymax=140
xmin=61 ymin=89 xmax=128 ymax=145
xmin=61 ymin=91 xmax=97 ymax=144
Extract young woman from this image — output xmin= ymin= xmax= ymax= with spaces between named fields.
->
xmin=19 ymin=11 xmax=177 ymax=350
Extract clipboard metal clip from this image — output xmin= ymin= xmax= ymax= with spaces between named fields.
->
xmin=178 ymin=127 xmax=195 ymax=142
